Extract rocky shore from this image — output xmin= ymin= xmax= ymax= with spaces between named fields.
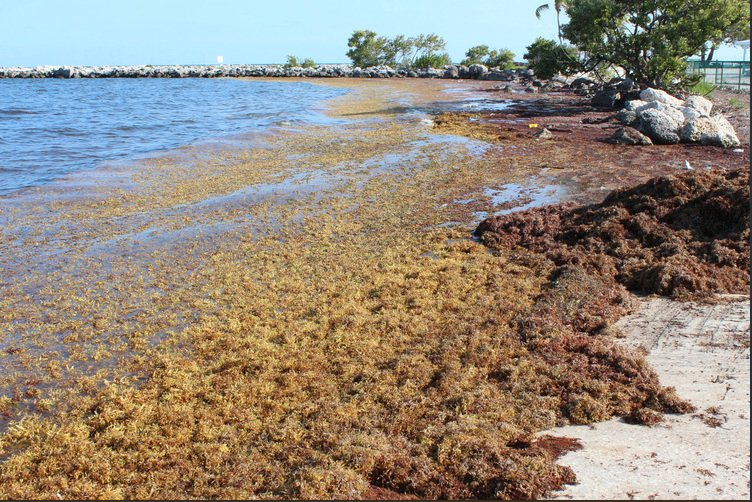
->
xmin=0 ymin=63 xmax=529 ymax=80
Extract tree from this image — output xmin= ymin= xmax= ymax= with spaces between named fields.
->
xmin=462 ymin=45 xmax=491 ymax=65
xmin=345 ymin=31 xmax=450 ymax=69
xmin=386 ymin=35 xmax=414 ymax=67
xmin=462 ymin=46 xmax=516 ymax=68
xmin=346 ymin=30 xmax=390 ymax=68
xmin=701 ymin=15 xmax=750 ymax=61
xmin=409 ymin=34 xmax=448 ymax=67
xmin=524 ymin=37 xmax=580 ymax=78
xmin=535 ymin=0 xmax=570 ymax=44
xmin=486 ymin=49 xmax=516 ymax=69
xmin=562 ymin=0 xmax=750 ymax=88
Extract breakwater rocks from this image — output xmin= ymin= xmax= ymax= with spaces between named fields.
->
xmin=0 ymin=63 xmax=531 ymax=80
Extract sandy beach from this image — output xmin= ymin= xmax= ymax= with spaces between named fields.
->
xmin=549 ymin=296 xmax=750 ymax=500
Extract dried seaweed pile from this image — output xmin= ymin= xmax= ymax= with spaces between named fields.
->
xmin=478 ymin=167 xmax=750 ymax=300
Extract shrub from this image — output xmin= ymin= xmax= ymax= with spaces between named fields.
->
xmin=413 ymin=53 xmax=452 ymax=69
xmin=462 ymin=46 xmax=516 ymax=69
xmin=285 ymin=55 xmax=317 ymax=69
xmin=523 ymin=37 xmax=580 ymax=79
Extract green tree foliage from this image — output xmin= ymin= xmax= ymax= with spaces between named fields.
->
xmin=523 ymin=37 xmax=580 ymax=78
xmin=462 ymin=45 xmax=491 ymax=65
xmin=462 ymin=46 xmax=516 ymax=69
xmin=562 ymin=0 xmax=750 ymax=88
xmin=701 ymin=13 xmax=750 ymax=61
xmin=285 ymin=55 xmax=316 ymax=69
xmin=413 ymin=53 xmax=452 ymax=69
xmin=386 ymin=35 xmax=414 ymax=67
xmin=409 ymin=34 xmax=447 ymax=67
xmin=346 ymin=30 xmax=391 ymax=68
xmin=486 ymin=49 xmax=516 ymax=69
xmin=346 ymin=30 xmax=450 ymax=68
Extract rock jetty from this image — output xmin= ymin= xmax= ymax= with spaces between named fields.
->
xmin=0 ymin=63 xmax=532 ymax=80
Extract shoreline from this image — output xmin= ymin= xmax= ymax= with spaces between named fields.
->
xmin=547 ymin=295 xmax=750 ymax=500
xmin=0 ymin=78 xmax=748 ymax=499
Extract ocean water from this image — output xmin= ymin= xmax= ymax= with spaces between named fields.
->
xmin=0 ymin=79 xmax=348 ymax=194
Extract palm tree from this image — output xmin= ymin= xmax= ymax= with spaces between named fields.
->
xmin=535 ymin=0 xmax=569 ymax=44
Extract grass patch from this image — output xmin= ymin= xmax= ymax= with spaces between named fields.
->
xmin=728 ymin=96 xmax=749 ymax=110
xmin=689 ymin=80 xmax=717 ymax=97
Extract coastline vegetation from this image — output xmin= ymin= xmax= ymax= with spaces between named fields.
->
xmin=285 ymin=55 xmax=317 ymax=69
xmin=346 ymin=30 xmax=452 ymax=69
xmin=461 ymin=45 xmax=516 ymax=69
xmin=529 ymin=0 xmax=750 ymax=90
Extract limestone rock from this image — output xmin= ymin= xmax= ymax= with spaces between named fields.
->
xmin=680 ymin=106 xmax=703 ymax=122
xmin=639 ymin=108 xmax=682 ymax=144
xmin=444 ymin=65 xmax=459 ymax=79
xmin=607 ymin=127 xmax=653 ymax=146
xmin=616 ymin=109 xmax=639 ymax=127
xmin=701 ymin=115 xmax=741 ymax=148
xmin=624 ymin=99 xmax=648 ymax=112
xmin=685 ymin=95 xmax=713 ymax=116
xmin=680 ymin=116 xmax=717 ymax=143
xmin=468 ymin=64 xmax=488 ymax=77
xmin=635 ymin=101 xmax=686 ymax=126
xmin=639 ymin=87 xmax=684 ymax=108
xmin=591 ymin=89 xmax=621 ymax=108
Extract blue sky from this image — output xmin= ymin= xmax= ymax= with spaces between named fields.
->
xmin=1 ymin=0 xmax=746 ymax=67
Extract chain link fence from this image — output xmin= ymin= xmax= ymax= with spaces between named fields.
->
xmin=687 ymin=60 xmax=750 ymax=91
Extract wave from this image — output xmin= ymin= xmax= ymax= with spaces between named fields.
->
xmin=0 ymin=108 xmax=38 ymax=116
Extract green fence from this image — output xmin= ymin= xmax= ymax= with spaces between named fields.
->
xmin=687 ymin=59 xmax=750 ymax=91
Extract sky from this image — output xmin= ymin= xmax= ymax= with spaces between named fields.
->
xmin=0 ymin=0 xmax=747 ymax=67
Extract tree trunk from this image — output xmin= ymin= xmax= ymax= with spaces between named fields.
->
xmin=707 ymin=44 xmax=716 ymax=63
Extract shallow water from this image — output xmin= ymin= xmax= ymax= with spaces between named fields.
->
xmin=0 ymin=79 xmax=347 ymax=194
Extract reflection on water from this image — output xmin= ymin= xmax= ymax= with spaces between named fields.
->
xmin=0 ymin=79 xmax=347 ymax=194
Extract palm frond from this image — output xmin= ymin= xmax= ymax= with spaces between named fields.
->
xmin=535 ymin=3 xmax=550 ymax=19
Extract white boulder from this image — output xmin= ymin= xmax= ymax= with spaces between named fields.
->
xmin=639 ymin=87 xmax=685 ymax=108
xmin=680 ymin=116 xmax=717 ymax=143
xmin=624 ymin=99 xmax=648 ymax=111
xmin=703 ymin=115 xmax=741 ymax=148
xmin=636 ymin=101 xmax=686 ymax=126
xmin=685 ymin=95 xmax=713 ymax=116
xmin=680 ymin=106 xmax=703 ymax=122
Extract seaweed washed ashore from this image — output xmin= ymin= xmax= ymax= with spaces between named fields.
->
xmin=0 ymin=79 xmax=749 ymax=499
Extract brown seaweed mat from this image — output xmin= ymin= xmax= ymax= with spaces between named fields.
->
xmin=2 ymin=157 xmax=745 ymax=498
xmin=478 ymin=167 xmax=750 ymax=300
